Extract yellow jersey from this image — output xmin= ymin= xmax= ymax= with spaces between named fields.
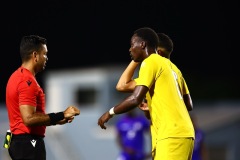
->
xmin=135 ymin=54 xmax=194 ymax=145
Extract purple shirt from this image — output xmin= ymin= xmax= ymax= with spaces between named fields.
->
xmin=192 ymin=128 xmax=205 ymax=160
xmin=116 ymin=113 xmax=150 ymax=160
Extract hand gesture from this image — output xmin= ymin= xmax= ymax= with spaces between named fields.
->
xmin=98 ymin=111 xmax=113 ymax=129
xmin=64 ymin=106 xmax=80 ymax=118
xmin=138 ymin=101 xmax=149 ymax=111
xmin=57 ymin=116 xmax=75 ymax=125
xmin=138 ymin=100 xmax=151 ymax=119
xmin=61 ymin=106 xmax=80 ymax=124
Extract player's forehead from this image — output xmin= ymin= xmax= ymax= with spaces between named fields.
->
xmin=131 ymin=35 xmax=142 ymax=44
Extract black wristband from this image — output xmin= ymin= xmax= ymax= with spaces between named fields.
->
xmin=48 ymin=112 xmax=64 ymax=125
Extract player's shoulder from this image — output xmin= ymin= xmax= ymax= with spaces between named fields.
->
xmin=171 ymin=61 xmax=182 ymax=73
xmin=147 ymin=53 xmax=165 ymax=63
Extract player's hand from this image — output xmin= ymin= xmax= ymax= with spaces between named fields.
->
xmin=64 ymin=106 xmax=80 ymax=119
xmin=57 ymin=116 xmax=74 ymax=125
xmin=98 ymin=111 xmax=113 ymax=129
xmin=138 ymin=101 xmax=149 ymax=111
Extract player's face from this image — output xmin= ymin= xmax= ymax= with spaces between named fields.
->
xmin=129 ymin=35 xmax=144 ymax=62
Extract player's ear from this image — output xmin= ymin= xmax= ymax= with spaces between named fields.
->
xmin=157 ymin=49 xmax=162 ymax=55
xmin=140 ymin=41 xmax=146 ymax=49
xmin=33 ymin=51 xmax=38 ymax=62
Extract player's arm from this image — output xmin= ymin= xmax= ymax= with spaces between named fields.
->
xmin=183 ymin=94 xmax=193 ymax=111
xmin=20 ymin=105 xmax=80 ymax=126
xmin=182 ymin=77 xmax=193 ymax=111
xmin=20 ymin=105 xmax=52 ymax=126
xmin=98 ymin=85 xmax=148 ymax=129
xmin=116 ymin=60 xmax=139 ymax=92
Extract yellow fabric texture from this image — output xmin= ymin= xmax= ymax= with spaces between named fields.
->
xmin=135 ymin=54 xmax=195 ymax=151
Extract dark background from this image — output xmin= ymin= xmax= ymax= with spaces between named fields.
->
xmin=0 ymin=0 xmax=239 ymax=104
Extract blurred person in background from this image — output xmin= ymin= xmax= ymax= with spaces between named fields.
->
xmin=5 ymin=35 xmax=80 ymax=160
xmin=191 ymin=114 xmax=209 ymax=160
xmin=115 ymin=101 xmax=151 ymax=160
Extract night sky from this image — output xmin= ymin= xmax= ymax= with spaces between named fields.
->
xmin=0 ymin=0 xmax=239 ymax=103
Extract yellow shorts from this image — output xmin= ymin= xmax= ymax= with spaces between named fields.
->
xmin=152 ymin=137 xmax=194 ymax=160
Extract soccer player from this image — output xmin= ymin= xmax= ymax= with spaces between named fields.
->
xmin=98 ymin=27 xmax=195 ymax=160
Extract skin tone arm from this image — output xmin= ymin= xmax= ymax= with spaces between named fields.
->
xmin=116 ymin=60 xmax=193 ymax=114
xmin=20 ymin=105 xmax=80 ymax=126
xmin=116 ymin=60 xmax=139 ymax=92
xmin=116 ymin=60 xmax=151 ymax=119
xmin=183 ymin=94 xmax=193 ymax=111
xmin=98 ymin=86 xmax=149 ymax=129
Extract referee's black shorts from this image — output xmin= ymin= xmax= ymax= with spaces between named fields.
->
xmin=8 ymin=134 xmax=46 ymax=160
